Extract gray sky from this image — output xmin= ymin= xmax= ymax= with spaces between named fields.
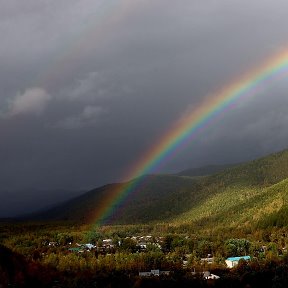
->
xmin=1 ymin=0 xmax=288 ymax=216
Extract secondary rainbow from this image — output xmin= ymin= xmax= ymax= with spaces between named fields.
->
xmin=35 ymin=0 xmax=135 ymax=87
xmin=89 ymin=48 xmax=288 ymax=227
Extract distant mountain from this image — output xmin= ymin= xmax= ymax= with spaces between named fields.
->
xmin=22 ymin=175 xmax=198 ymax=223
xmin=0 ymin=189 xmax=85 ymax=218
xmin=23 ymin=149 xmax=288 ymax=230
xmin=177 ymin=163 xmax=237 ymax=177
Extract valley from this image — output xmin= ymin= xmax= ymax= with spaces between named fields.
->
xmin=1 ymin=149 xmax=288 ymax=287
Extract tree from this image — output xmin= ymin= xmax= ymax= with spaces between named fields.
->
xmin=225 ymin=239 xmax=250 ymax=257
xmin=119 ymin=238 xmax=137 ymax=253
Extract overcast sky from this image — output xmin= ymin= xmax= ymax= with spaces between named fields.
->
xmin=1 ymin=0 xmax=288 ymax=216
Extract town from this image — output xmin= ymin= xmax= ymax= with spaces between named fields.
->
xmin=1 ymin=223 xmax=287 ymax=287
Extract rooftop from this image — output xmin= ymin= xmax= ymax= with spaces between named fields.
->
xmin=226 ymin=256 xmax=251 ymax=261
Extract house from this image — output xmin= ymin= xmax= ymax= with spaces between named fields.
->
xmin=69 ymin=243 xmax=96 ymax=253
xmin=203 ymin=271 xmax=220 ymax=280
xmin=102 ymin=239 xmax=114 ymax=249
xmin=182 ymin=260 xmax=189 ymax=267
xmin=76 ymin=243 xmax=96 ymax=250
xmin=139 ymin=270 xmax=159 ymax=277
xmin=139 ymin=271 xmax=152 ymax=277
xmin=225 ymin=256 xmax=251 ymax=268
xmin=151 ymin=269 xmax=160 ymax=276
xmin=103 ymin=239 xmax=113 ymax=245
xmin=139 ymin=269 xmax=170 ymax=277
xmin=84 ymin=243 xmax=96 ymax=250
xmin=200 ymin=257 xmax=214 ymax=264
xmin=68 ymin=247 xmax=84 ymax=253
xmin=137 ymin=242 xmax=147 ymax=250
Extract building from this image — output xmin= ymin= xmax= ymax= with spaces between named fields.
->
xmin=225 ymin=256 xmax=251 ymax=268
xmin=139 ymin=270 xmax=159 ymax=277
xmin=139 ymin=269 xmax=170 ymax=277
xmin=200 ymin=257 xmax=214 ymax=264
xmin=203 ymin=271 xmax=220 ymax=280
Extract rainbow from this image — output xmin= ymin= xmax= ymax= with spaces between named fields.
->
xmin=88 ymin=48 xmax=288 ymax=227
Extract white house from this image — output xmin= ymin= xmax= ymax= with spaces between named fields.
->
xmin=203 ymin=271 xmax=220 ymax=280
xmin=85 ymin=243 xmax=96 ymax=250
xmin=225 ymin=256 xmax=251 ymax=268
xmin=103 ymin=239 xmax=113 ymax=245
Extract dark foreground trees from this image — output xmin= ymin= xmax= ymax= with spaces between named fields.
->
xmin=1 ymin=243 xmax=288 ymax=287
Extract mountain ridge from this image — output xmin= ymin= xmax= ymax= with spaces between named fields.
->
xmin=20 ymin=148 xmax=288 ymax=230
xmin=177 ymin=163 xmax=237 ymax=177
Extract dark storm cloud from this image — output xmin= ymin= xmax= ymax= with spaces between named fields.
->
xmin=1 ymin=0 xmax=288 ymax=216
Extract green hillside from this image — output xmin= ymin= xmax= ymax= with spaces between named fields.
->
xmin=26 ymin=149 xmax=288 ymax=230
xmin=173 ymin=149 xmax=288 ymax=229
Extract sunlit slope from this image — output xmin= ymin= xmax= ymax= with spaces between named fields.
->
xmin=173 ymin=150 xmax=288 ymax=228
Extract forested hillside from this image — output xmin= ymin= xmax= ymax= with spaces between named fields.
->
xmin=25 ymin=149 xmax=288 ymax=230
xmin=173 ymin=149 xmax=288 ymax=229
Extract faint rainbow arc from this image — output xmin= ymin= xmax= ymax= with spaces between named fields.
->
xmin=89 ymin=49 xmax=288 ymax=227
xmin=35 ymin=0 xmax=135 ymax=87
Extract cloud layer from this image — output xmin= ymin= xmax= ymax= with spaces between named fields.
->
xmin=5 ymin=88 xmax=51 ymax=117
xmin=1 ymin=0 xmax=288 ymax=216
xmin=53 ymin=105 xmax=105 ymax=129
